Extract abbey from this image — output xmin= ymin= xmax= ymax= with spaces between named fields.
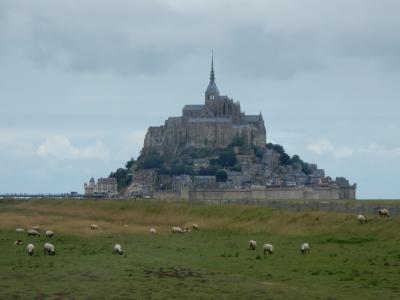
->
xmin=143 ymin=57 xmax=266 ymax=155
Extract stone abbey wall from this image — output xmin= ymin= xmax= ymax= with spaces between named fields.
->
xmin=152 ymin=186 xmax=356 ymax=202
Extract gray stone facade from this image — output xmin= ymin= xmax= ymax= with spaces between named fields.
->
xmin=84 ymin=177 xmax=118 ymax=196
xmin=143 ymin=57 xmax=266 ymax=156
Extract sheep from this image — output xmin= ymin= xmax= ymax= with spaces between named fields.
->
xmin=171 ymin=226 xmax=184 ymax=234
xmin=357 ymin=214 xmax=367 ymax=224
xmin=301 ymin=243 xmax=310 ymax=254
xmin=263 ymin=243 xmax=274 ymax=255
xmin=113 ymin=244 xmax=123 ymax=255
xmin=14 ymin=240 xmax=22 ymax=245
xmin=43 ymin=243 xmax=55 ymax=256
xmin=192 ymin=224 xmax=200 ymax=231
xmin=378 ymin=209 xmax=390 ymax=217
xmin=150 ymin=228 xmax=157 ymax=234
xmin=27 ymin=244 xmax=35 ymax=256
xmin=46 ymin=230 xmax=54 ymax=238
xmin=16 ymin=228 xmax=25 ymax=233
xmin=184 ymin=228 xmax=192 ymax=233
xmin=90 ymin=224 xmax=99 ymax=230
xmin=249 ymin=240 xmax=257 ymax=250
xmin=27 ymin=229 xmax=40 ymax=237
xmin=31 ymin=226 xmax=40 ymax=232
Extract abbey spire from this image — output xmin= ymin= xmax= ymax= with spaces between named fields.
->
xmin=205 ymin=53 xmax=219 ymax=101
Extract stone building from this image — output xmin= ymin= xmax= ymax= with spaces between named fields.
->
xmin=84 ymin=177 xmax=118 ymax=196
xmin=172 ymin=175 xmax=193 ymax=192
xmin=143 ymin=56 xmax=266 ymax=156
xmin=193 ymin=176 xmax=217 ymax=189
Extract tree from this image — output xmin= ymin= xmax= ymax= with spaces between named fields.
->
xmin=125 ymin=157 xmax=135 ymax=169
xmin=280 ymin=152 xmax=291 ymax=165
xmin=218 ymin=149 xmax=237 ymax=167
xmin=216 ymin=170 xmax=228 ymax=182
xmin=109 ymin=168 xmax=132 ymax=192
xmin=139 ymin=154 xmax=164 ymax=169
xmin=170 ymin=164 xmax=194 ymax=176
xmin=198 ymin=166 xmax=218 ymax=176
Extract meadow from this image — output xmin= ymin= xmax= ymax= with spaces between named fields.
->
xmin=0 ymin=199 xmax=399 ymax=299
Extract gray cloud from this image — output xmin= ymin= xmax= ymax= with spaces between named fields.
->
xmin=1 ymin=0 xmax=399 ymax=78
xmin=0 ymin=0 xmax=399 ymax=197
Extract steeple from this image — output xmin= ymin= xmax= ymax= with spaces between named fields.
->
xmin=205 ymin=52 xmax=219 ymax=101
xmin=210 ymin=53 xmax=215 ymax=82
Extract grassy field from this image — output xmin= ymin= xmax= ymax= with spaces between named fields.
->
xmin=0 ymin=199 xmax=399 ymax=299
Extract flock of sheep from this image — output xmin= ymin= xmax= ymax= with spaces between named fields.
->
xmin=14 ymin=227 xmax=56 ymax=256
xmin=13 ymin=208 xmax=391 ymax=258
xmin=247 ymin=240 xmax=309 ymax=255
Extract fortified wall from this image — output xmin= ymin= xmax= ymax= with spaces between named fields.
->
xmin=153 ymin=185 xmax=356 ymax=202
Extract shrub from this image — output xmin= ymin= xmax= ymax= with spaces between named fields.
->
xmin=216 ymin=170 xmax=228 ymax=182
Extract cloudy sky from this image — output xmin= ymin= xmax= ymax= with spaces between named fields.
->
xmin=0 ymin=0 xmax=399 ymax=198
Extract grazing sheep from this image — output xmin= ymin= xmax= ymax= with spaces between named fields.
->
xmin=31 ymin=226 xmax=40 ymax=232
xmin=14 ymin=240 xmax=22 ymax=245
xmin=46 ymin=230 xmax=54 ymax=238
xmin=27 ymin=229 xmax=40 ymax=237
xmin=16 ymin=228 xmax=25 ymax=233
xmin=27 ymin=244 xmax=35 ymax=256
xmin=184 ymin=228 xmax=192 ymax=233
xmin=357 ymin=214 xmax=367 ymax=224
xmin=263 ymin=243 xmax=274 ymax=255
xmin=150 ymin=228 xmax=157 ymax=234
xmin=378 ymin=209 xmax=390 ymax=217
xmin=172 ymin=226 xmax=184 ymax=234
xmin=249 ymin=240 xmax=257 ymax=250
xmin=43 ymin=243 xmax=55 ymax=256
xmin=301 ymin=243 xmax=310 ymax=254
xmin=192 ymin=224 xmax=199 ymax=231
xmin=90 ymin=224 xmax=99 ymax=230
xmin=113 ymin=244 xmax=123 ymax=255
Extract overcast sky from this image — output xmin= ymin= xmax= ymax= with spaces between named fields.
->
xmin=0 ymin=0 xmax=399 ymax=198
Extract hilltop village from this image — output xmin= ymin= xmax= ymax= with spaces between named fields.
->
xmin=85 ymin=58 xmax=356 ymax=200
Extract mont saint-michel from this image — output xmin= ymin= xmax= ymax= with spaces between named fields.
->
xmin=85 ymin=57 xmax=356 ymax=200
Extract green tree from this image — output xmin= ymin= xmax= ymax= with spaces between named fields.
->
xmin=139 ymin=154 xmax=164 ymax=169
xmin=218 ymin=149 xmax=237 ymax=167
xmin=109 ymin=168 xmax=132 ymax=192
xmin=125 ymin=157 xmax=135 ymax=169
xmin=216 ymin=170 xmax=228 ymax=182
xmin=231 ymin=135 xmax=245 ymax=147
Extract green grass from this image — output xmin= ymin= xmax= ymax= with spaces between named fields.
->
xmin=0 ymin=199 xmax=399 ymax=299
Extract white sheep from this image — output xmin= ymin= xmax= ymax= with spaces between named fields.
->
xmin=113 ymin=244 xmax=123 ymax=255
xmin=172 ymin=226 xmax=184 ymax=234
xmin=27 ymin=229 xmax=40 ymax=237
xmin=184 ymin=228 xmax=192 ymax=233
xmin=46 ymin=230 xmax=54 ymax=238
xmin=150 ymin=228 xmax=157 ymax=234
xmin=192 ymin=224 xmax=199 ymax=231
xmin=263 ymin=243 xmax=274 ymax=255
xmin=16 ymin=228 xmax=25 ymax=233
xmin=27 ymin=243 xmax=35 ymax=256
xmin=249 ymin=240 xmax=257 ymax=250
xmin=90 ymin=224 xmax=99 ymax=230
xmin=301 ymin=243 xmax=310 ymax=254
xmin=31 ymin=226 xmax=40 ymax=232
xmin=14 ymin=240 xmax=22 ymax=245
xmin=43 ymin=242 xmax=55 ymax=256
xmin=357 ymin=214 xmax=367 ymax=224
xmin=378 ymin=209 xmax=390 ymax=217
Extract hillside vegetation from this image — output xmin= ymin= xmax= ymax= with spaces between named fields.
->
xmin=0 ymin=199 xmax=399 ymax=299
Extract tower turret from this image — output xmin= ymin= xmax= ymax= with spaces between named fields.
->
xmin=205 ymin=54 xmax=219 ymax=102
